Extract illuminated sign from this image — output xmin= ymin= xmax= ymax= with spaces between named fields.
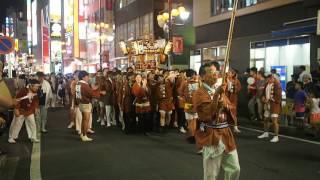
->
xmin=32 ymin=0 xmax=37 ymax=46
xmin=15 ymin=39 xmax=19 ymax=51
xmin=74 ymin=0 xmax=79 ymax=57
xmin=79 ymin=0 xmax=86 ymax=40
xmin=27 ymin=0 xmax=32 ymax=52
xmin=51 ymin=40 xmax=62 ymax=63
xmin=42 ymin=26 xmax=49 ymax=63
xmin=49 ymin=0 xmax=61 ymax=22
xmin=64 ymin=0 xmax=74 ymax=31
xmin=317 ymin=10 xmax=320 ymax=35
xmin=51 ymin=23 xmax=62 ymax=37
xmin=172 ymin=36 xmax=184 ymax=55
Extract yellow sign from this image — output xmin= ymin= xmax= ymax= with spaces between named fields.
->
xmin=15 ymin=39 xmax=19 ymax=51
xmin=73 ymin=0 xmax=79 ymax=58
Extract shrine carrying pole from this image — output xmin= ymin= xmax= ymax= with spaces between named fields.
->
xmin=221 ymin=0 xmax=240 ymax=83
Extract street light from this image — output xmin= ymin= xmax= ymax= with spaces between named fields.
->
xmin=156 ymin=2 xmax=190 ymax=70
xmin=180 ymin=11 xmax=190 ymax=21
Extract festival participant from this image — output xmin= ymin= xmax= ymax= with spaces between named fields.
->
xmin=36 ymin=72 xmax=53 ymax=133
xmin=156 ymin=71 xmax=175 ymax=133
xmin=248 ymin=67 xmax=258 ymax=121
xmin=132 ymin=73 xmax=151 ymax=135
xmin=76 ymin=71 xmax=99 ymax=142
xmin=308 ymin=88 xmax=320 ymax=137
xmin=148 ymin=72 xmax=159 ymax=132
xmin=113 ymin=71 xmax=122 ymax=127
xmin=95 ymin=70 xmax=106 ymax=126
xmin=226 ymin=68 xmax=242 ymax=133
xmin=116 ymin=73 xmax=125 ymax=130
xmin=68 ymin=71 xmax=83 ymax=135
xmin=258 ymin=73 xmax=282 ymax=143
xmin=121 ymin=72 xmax=135 ymax=133
xmin=179 ymin=69 xmax=199 ymax=143
xmin=176 ymin=70 xmax=187 ymax=133
xmin=192 ymin=63 xmax=240 ymax=180
xmin=102 ymin=71 xmax=115 ymax=127
xmin=8 ymin=79 xmax=41 ymax=143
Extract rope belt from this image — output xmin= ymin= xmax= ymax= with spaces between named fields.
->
xmin=199 ymin=121 xmax=229 ymax=131
xmin=135 ymin=102 xmax=150 ymax=107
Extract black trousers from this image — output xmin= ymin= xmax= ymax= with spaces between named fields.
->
xmin=136 ymin=113 xmax=151 ymax=133
xmin=177 ymin=108 xmax=186 ymax=128
xmin=124 ymin=112 xmax=135 ymax=133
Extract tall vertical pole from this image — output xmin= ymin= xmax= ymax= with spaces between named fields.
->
xmin=167 ymin=0 xmax=172 ymax=70
xmin=221 ymin=0 xmax=239 ymax=83
xmin=99 ymin=0 xmax=103 ymax=70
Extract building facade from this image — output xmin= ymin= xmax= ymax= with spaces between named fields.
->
xmin=193 ymin=0 xmax=320 ymax=79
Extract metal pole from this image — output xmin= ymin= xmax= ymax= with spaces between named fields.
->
xmin=167 ymin=0 xmax=172 ymax=70
xmin=99 ymin=0 xmax=103 ymax=70
xmin=221 ymin=0 xmax=239 ymax=83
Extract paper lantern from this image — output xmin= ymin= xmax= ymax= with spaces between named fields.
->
xmin=178 ymin=6 xmax=186 ymax=13
xmin=157 ymin=14 xmax=163 ymax=21
xmin=162 ymin=12 xmax=169 ymax=21
xmin=171 ymin=9 xmax=179 ymax=17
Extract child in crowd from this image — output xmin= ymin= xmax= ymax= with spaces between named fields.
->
xmin=308 ymin=89 xmax=320 ymax=137
xmin=294 ymin=82 xmax=307 ymax=129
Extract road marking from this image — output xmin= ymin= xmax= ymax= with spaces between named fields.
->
xmin=30 ymin=133 xmax=42 ymax=180
xmin=239 ymin=126 xmax=320 ymax=146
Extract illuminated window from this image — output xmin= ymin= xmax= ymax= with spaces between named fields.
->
xmin=211 ymin=0 xmax=268 ymax=16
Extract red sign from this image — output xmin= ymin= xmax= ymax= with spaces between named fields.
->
xmin=172 ymin=36 xmax=184 ymax=55
xmin=42 ymin=26 xmax=49 ymax=63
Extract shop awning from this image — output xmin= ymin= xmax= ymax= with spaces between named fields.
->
xmin=271 ymin=24 xmax=317 ymax=37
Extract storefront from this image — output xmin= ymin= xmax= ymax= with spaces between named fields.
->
xmin=250 ymin=36 xmax=311 ymax=81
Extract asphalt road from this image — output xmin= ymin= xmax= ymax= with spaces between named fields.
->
xmin=1 ymin=108 xmax=320 ymax=180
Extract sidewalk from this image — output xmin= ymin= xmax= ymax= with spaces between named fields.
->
xmin=238 ymin=116 xmax=320 ymax=142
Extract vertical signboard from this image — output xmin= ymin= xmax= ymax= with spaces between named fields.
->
xmin=27 ymin=0 xmax=32 ymax=53
xmin=49 ymin=0 xmax=62 ymax=73
xmin=317 ymin=10 xmax=320 ymax=35
xmin=42 ymin=26 xmax=49 ymax=63
xmin=32 ymin=0 xmax=37 ymax=46
xmin=172 ymin=36 xmax=184 ymax=55
xmin=41 ymin=7 xmax=50 ymax=66
xmin=74 ymin=0 xmax=80 ymax=58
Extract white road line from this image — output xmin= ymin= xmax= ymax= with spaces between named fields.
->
xmin=30 ymin=133 xmax=42 ymax=180
xmin=239 ymin=126 xmax=320 ymax=146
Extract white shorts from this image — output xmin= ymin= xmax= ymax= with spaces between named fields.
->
xmin=79 ymin=103 xmax=92 ymax=113
xmin=185 ymin=112 xmax=198 ymax=120
xmin=159 ymin=110 xmax=172 ymax=114
xmin=99 ymin=101 xmax=105 ymax=108
xmin=264 ymin=104 xmax=278 ymax=118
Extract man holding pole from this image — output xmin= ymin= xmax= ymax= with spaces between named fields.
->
xmin=193 ymin=63 xmax=240 ymax=180
xmin=192 ymin=0 xmax=241 ymax=179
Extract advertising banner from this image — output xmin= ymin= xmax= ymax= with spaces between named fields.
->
xmin=42 ymin=26 xmax=49 ymax=63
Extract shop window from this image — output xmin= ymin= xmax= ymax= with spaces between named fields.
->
xmin=211 ymin=0 xmax=268 ymax=16
xmin=149 ymin=13 xmax=154 ymax=38
xmin=250 ymin=37 xmax=310 ymax=82
xmin=135 ymin=17 xmax=140 ymax=39
xmin=128 ymin=19 xmax=135 ymax=40
xmin=141 ymin=14 xmax=150 ymax=37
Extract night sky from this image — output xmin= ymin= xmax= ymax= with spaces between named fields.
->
xmin=0 ymin=0 xmax=25 ymax=25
